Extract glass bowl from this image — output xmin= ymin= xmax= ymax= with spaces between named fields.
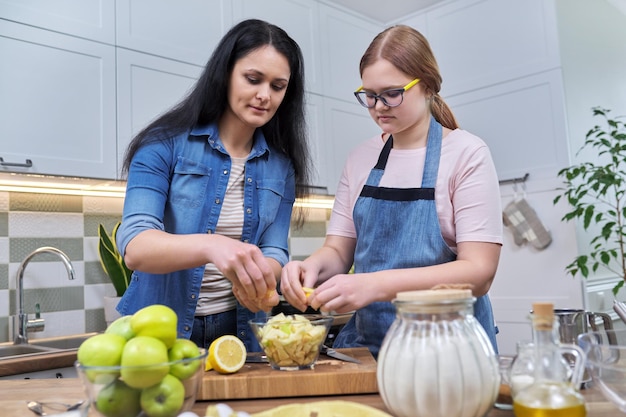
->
xmin=578 ymin=328 xmax=626 ymax=413
xmin=75 ymin=348 xmax=206 ymax=417
xmin=249 ymin=314 xmax=333 ymax=371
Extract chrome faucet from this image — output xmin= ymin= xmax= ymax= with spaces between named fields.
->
xmin=13 ymin=246 xmax=76 ymax=344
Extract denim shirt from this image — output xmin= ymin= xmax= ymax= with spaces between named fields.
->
xmin=116 ymin=123 xmax=295 ymax=350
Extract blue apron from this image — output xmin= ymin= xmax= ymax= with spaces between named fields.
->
xmin=333 ymin=117 xmax=497 ymax=358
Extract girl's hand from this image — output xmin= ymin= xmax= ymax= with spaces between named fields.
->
xmin=280 ymin=260 xmax=319 ymax=312
xmin=308 ymin=272 xmax=377 ymax=314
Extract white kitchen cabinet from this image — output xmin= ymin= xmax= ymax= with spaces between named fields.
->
xmin=0 ymin=0 xmax=115 ymax=44
xmin=233 ymin=0 xmax=323 ymax=95
xmin=115 ymin=0 xmax=231 ymax=66
xmin=116 ymin=49 xmax=202 ymax=171
xmin=0 ymin=19 xmax=117 ymax=179
xmin=426 ymin=0 xmax=561 ymax=97
xmin=318 ymin=3 xmax=382 ymax=103
xmin=304 ymin=93 xmax=325 ymax=188
xmin=317 ymin=96 xmax=381 ymax=194
xmin=305 ymin=93 xmax=379 ymax=194
xmin=446 ymin=69 xmax=569 ymax=183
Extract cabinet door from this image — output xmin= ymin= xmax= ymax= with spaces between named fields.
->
xmin=116 ymin=0 xmax=231 ymax=66
xmin=319 ymin=97 xmax=380 ymax=194
xmin=446 ymin=69 xmax=569 ymax=184
xmin=318 ymin=3 xmax=382 ymax=103
xmin=426 ymin=0 xmax=561 ymax=96
xmin=116 ymin=49 xmax=202 ymax=174
xmin=233 ymin=0 xmax=323 ymax=94
xmin=0 ymin=20 xmax=117 ymax=179
xmin=0 ymin=0 xmax=115 ymax=43
xmin=305 ymin=93 xmax=325 ymax=188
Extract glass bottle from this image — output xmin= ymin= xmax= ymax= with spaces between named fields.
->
xmin=512 ymin=302 xmax=586 ymax=417
xmin=377 ymin=288 xmax=500 ymax=417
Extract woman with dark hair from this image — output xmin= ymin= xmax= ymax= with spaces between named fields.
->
xmin=116 ymin=19 xmax=311 ymax=351
xmin=280 ymin=25 xmax=502 ymax=357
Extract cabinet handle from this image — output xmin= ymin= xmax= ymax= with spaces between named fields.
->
xmin=0 ymin=157 xmax=33 ymax=167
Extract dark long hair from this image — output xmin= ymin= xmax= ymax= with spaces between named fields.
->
xmin=122 ymin=19 xmax=311 ymax=217
xmin=359 ymin=25 xmax=458 ymax=130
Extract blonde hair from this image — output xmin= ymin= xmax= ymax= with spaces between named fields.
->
xmin=359 ymin=25 xmax=458 ymax=130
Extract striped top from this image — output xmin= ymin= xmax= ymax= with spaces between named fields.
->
xmin=196 ymin=156 xmax=246 ymax=316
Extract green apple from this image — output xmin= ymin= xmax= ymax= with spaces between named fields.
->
xmin=106 ymin=315 xmax=135 ymax=340
xmin=120 ymin=336 xmax=170 ymax=389
xmin=130 ymin=304 xmax=178 ymax=348
xmin=95 ymin=379 xmax=142 ymax=417
xmin=77 ymin=333 xmax=126 ymax=383
xmin=140 ymin=374 xmax=185 ymax=417
xmin=168 ymin=339 xmax=201 ymax=380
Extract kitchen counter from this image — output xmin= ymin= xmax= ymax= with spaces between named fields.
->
xmin=0 ymin=378 xmax=620 ymax=417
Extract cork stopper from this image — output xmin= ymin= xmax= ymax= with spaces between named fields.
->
xmin=532 ymin=302 xmax=554 ymax=330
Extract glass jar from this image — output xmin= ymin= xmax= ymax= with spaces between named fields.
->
xmin=377 ymin=289 xmax=500 ymax=417
xmin=512 ymin=302 xmax=586 ymax=417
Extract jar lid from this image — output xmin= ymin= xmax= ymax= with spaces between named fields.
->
xmin=396 ymin=288 xmax=473 ymax=302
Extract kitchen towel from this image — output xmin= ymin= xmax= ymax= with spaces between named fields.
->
xmin=502 ymin=198 xmax=552 ymax=250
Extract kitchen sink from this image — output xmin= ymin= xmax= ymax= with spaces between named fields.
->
xmin=29 ymin=334 xmax=95 ymax=350
xmin=0 ymin=333 xmax=97 ymax=360
xmin=0 ymin=344 xmax=55 ymax=359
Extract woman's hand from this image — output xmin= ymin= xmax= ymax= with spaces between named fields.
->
xmin=210 ymin=235 xmax=277 ymax=300
xmin=232 ymin=286 xmax=279 ymax=312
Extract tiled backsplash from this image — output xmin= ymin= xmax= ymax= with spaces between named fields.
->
xmin=0 ymin=191 xmax=329 ymax=343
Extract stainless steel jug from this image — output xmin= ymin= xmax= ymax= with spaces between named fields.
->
xmin=554 ymin=309 xmax=613 ymax=345
xmin=555 ymin=309 xmax=614 ymax=388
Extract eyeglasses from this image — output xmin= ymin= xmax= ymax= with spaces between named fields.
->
xmin=354 ymin=79 xmax=420 ymax=108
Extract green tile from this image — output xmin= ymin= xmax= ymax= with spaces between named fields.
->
xmin=84 ymin=214 xmax=123 ymax=237
xmin=0 ymin=264 xmax=8 ymax=290
xmin=0 ymin=317 xmax=8 ymax=343
xmin=9 ymin=192 xmax=82 ymax=212
xmin=9 ymin=238 xmax=84 ymax=263
xmin=9 ymin=287 xmax=84 ymax=316
xmin=85 ymin=308 xmax=106 ymax=333
xmin=0 ymin=212 xmax=7 ymax=236
xmin=85 ymin=261 xmax=110 ymax=285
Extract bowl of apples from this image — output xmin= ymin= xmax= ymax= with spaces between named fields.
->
xmin=249 ymin=313 xmax=333 ymax=371
xmin=75 ymin=305 xmax=207 ymax=417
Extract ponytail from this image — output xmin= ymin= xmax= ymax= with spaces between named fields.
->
xmin=430 ymin=94 xmax=458 ymax=130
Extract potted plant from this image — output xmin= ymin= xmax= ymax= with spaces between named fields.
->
xmin=553 ymin=107 xmax=626 ymax=296
xmin=98 ymin=222 xmax=132 ymax=324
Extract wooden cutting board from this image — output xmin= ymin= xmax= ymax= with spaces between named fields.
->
xmin=198 ymin=347 xmax=378 ymax=400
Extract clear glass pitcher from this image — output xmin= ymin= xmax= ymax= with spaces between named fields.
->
xmin=511 ymin=303 xmax=586 ymax=417
xmin=377 ymin=288 xmax=500 ymax=417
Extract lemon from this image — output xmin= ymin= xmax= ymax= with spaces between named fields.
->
xmin=208 ymin=335 xmax=247 ymax=374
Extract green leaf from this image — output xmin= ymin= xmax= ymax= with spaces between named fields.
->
xmin=98 ymin=222 xmax=132 ymax=297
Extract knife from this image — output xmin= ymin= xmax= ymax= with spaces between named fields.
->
xmin=245 ymin=352 xmax=268 ymax=363
xmin=321 ymin=345 xmax=361 ymax=364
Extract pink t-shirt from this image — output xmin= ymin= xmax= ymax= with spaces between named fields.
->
xmin=327 ymin=129 xmax=503 ymax=251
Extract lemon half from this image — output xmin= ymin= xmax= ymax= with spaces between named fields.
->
xmin=207 ymin=335 xmax=247 ymax=374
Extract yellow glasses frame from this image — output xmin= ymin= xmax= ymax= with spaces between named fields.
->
xmin=354 ymin=78 xmax=420 ymax=108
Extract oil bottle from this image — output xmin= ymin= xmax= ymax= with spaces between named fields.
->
xmin=512 ymin=302 xmax=586 ymax=417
